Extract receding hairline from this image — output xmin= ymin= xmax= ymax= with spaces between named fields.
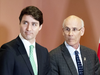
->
xmin=62 ymin=15 xmax=84 ymax=28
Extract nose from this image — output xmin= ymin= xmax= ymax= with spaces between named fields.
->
xmin=26 ymin=24 xmax=32 ymax=31
xmin=68 ymin=30 xmax=73 ymax=35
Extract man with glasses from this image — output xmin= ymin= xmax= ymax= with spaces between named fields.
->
xmin=50 ymin=15 xmax=100 ymax=75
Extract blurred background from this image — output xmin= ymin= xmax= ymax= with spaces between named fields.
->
xmin=0 ymin=0 xmax=100 ymax=52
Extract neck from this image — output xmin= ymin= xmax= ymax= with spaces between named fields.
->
xmin=71 ymin=43 xmax=79 ymax=50
xmin=28 ymin=39 xmax=35 ymax=44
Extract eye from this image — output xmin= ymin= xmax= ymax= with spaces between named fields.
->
xmin=65 ymin=27 xmax=70 ymax=31
xmin=32 ymin=23 xmax=36 ymax=26
xmin=32 ymin=22 xmax=38 ymax=26
xmin=73 ymin=28 xmax=77 ymax=31
xmin=23 ymin=21 xmax=28 ymax=25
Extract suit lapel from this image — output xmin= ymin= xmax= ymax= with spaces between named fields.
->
xmin=80 ymin=46 xmax=89 ymax=75
xmin=61 ymin=43 xmax=78 ymax=75
xmin=35 ymin=43 xmax=42 ymax=75
xmin=16 ymin=36 xmax=34 ymax=75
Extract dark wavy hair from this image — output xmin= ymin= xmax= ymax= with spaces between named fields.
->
xmin=19 ymin=6 xmax=43 ymax=25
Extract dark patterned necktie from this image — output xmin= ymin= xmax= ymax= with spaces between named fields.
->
xmin=75 ymin=51 xmax=84 ymax=75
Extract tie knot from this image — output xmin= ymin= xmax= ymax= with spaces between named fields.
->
xmin=75 ymin=50 xmax=79 ymax=55
xmin=30 ymin=45 xmax=34 ymax=48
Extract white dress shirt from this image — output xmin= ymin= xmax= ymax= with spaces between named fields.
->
xmin=19 ymin=34 xmax=38 ymax=72
xmin=64 ymin=41 xmax=83 ymax=72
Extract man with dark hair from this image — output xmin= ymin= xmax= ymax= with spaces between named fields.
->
xmin=0 ymin=6 xmax=50 ymax=75
xmin=19 ymin=6 xmax=43 ymax=25
xmin=50 ymin=15 xmax=100 ymax=75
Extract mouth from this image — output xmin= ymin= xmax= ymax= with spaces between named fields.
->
xmin=68 ymin=38 xmax=73 ymax=40
xmin=25 ymin=32 xmax=32 ymax=35
xmin=68 ymin=38 xmax=74 ymax=41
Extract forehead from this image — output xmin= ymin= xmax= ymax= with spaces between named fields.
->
xmin=64 ymin=17 xmax=82 ymax=28
xmin=21 ymin=15 xmax=39 ymax=23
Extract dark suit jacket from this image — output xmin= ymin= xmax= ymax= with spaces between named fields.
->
xmin=0 ymin=36 xmax=50 ymax=75
xmin=50 ymin=43 xmax=100 ymax=75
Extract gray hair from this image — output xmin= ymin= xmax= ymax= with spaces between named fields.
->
xmin=81 ymin=19 xmax=84 ymax=28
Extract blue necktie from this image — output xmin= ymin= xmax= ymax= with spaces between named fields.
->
xmin=75 ymin=51 xmax=84 ymax=75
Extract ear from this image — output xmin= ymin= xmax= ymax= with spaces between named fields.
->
xmin=81 ymin=27 xmax=85 ymax=36
xmin=62 ymin=28 xmax=64 ymax=36
xmin=39 ymin=24 xmax=42 ymax=31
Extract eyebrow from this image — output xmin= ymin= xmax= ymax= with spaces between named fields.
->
xmin=64 ymin=26 xmax=78 ymax=28
xmin=22 ymin=20 xmax=38 ymax=24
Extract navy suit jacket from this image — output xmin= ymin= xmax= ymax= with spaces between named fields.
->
xmin=0 ymin=36 xmax=50 ymax=75
xmin=50 ymin=43 xmax=100 ymax=75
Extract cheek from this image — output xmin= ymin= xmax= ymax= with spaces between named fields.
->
xmin=21 ymin=25 xmax=26 ymax=30
xmin=33 ymin=28 xmax=40 ymax=34
xmin=63 ymin=32 xmax=68 ymax=37
xmin=75 ymin=34 xmax=81 ymax=40
xmin=63 ymin=33 xmax=68 ymax=40
xmin=20 ymin=27 xmax=23 ymax=32
xmin=20 ymin=26 xmax=26 ymax=34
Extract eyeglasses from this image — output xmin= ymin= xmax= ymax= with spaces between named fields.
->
xmin=63 ymin=26 xmax=83 ymax=32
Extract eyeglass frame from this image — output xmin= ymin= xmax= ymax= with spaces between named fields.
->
xmin=63 ymin=26 xmax=83 ymax=33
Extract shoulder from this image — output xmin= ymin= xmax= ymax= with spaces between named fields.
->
xmin=1 ymin=39 xmax=16 ymax=49
xmin=1 ymin=36 xmax=20 ymax=49
xmin=36 ymin=43 xmax=47 ymax=50
xmin=0 ymin=36 xmax=21 ymax=55
xmin=80 ymin=45 xmax=97 ymax=58
xmin=1 ymin=37 xmax=22 ymax=50
xmin=80 ymin=45 xmax=100 ymax=69
xmin=80 ymin=45 xmax=96 ymax=53
xmin=50 ymin=43 xmax=64 ymax=56
xmin=36 ymin=43 xmax=48 ymax=54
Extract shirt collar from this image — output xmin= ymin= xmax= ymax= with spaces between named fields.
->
xmin=19 ymin=33 xmax=35 ymax=48
xmin=64 ymin=41 xmax=81 ymax=55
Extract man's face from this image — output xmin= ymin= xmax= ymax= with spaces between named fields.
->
xmin=20 ymin=15 xmax=42 ymax=43
xmin=63 ymin=17 xmax=84 ymax=48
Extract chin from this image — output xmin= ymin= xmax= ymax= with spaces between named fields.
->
xmin=24 ymin=36 xmax=31 ymax=40
xmin=68 ymin=42 xmax=74 ymax=46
